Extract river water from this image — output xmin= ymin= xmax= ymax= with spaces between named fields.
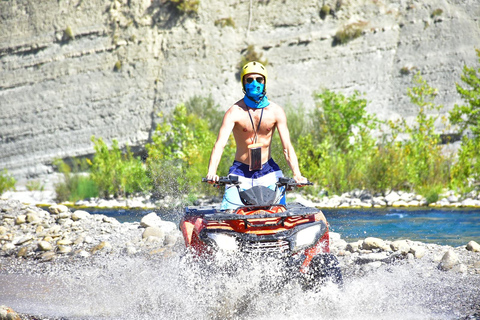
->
xmin=1 ymin=252 xmax=479 ymax=319
xmin=1 ymin=207 xmax=479 ymax=319
xmin=89 ymin=206 xmax=480 ymax=247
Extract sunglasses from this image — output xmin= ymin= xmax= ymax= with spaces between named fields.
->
xmin=245 ymin=77 xmax=264 ymax=84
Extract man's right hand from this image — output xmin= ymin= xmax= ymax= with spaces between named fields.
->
xmin=205 ymin=173 xmax=219 ymax=183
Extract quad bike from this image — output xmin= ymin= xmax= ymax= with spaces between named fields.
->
xmin=179 ymin=176 xmax=343 ymax=289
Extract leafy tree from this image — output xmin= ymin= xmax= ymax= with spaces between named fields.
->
xmin=449 ymin=49 xmax=480 ymax=191
xmin=449 ymin=49 xmax=480 ymax=137
xmin=388 ymin=73 xmax=450 ymax=195
xmin=296 ymin=89 xmax=380 ymax=194
xmin=146 ymin=102 xmax=235 ymax=199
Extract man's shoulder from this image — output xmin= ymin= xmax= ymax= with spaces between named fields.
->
xmin=267 ymin=100 xmax=282 ymax=109
xmin=227 ymin=99 xmax=247 ymax=113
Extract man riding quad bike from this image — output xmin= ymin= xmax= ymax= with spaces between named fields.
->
xmin=180 ymin=176 xmax=343 ymax=289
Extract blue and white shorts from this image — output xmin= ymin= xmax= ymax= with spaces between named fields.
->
xmin=221 ymin=158 xmax=285 ymax=210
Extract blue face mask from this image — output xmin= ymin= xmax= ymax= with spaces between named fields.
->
xmin=245 ymin=80 xmax=265 ymax=102
xmin=244 ymin=80 xmax=270 ymax=109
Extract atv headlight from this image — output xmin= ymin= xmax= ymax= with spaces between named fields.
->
xmin=291 ymin=224 xmax=322 ymax=253
xmin=206 ymin=233 xmax=238 ymax=252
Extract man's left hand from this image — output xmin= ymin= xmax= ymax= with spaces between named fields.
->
xmin=293 ymin=175 xmax=308 ymax=185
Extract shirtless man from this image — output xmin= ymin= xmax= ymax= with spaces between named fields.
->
xmin=206 ymin=61 xmax=307 ymax=210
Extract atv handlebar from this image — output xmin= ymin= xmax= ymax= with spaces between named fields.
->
xmin=276 ymin=177 xmax=313 ymax=188
xmin=202 ymin=176 xmax=312 ymax=188
xmin=202 ymin=176 xmax=240 ymax=185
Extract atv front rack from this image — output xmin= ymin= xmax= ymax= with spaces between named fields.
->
xmin=185 ymin=202 xmax=319 ymax=221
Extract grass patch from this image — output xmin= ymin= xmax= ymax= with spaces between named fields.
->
xmin=215 ymin=17 xmax=235 ymax=28
xmin=431 ymin=8 xmax=443 ymax=18
xmin=334 ymin=21 xmax=368 ymax=45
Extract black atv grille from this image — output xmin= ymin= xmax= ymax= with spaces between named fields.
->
xmin=242 ymin=240 xmax=290 ymax=255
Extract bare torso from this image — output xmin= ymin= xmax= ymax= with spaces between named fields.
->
xmin=230 ymin=99 xmax=278 ymax=165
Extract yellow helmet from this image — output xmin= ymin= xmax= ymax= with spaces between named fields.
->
xmin=241 ymin=61 xmax=268 ymax=90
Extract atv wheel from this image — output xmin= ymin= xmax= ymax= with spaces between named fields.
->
xmin=303 ymin=253 xmax=343 ymax=290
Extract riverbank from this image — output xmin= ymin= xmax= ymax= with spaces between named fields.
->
xmin=2 ymin=187 xmax=480 ymax=211
xmin=1 ymin=199 xmax=480 ymax=319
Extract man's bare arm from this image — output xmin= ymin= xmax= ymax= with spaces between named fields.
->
xmin=275 ymin=106 xmax=307 ymax=183
xmin=206 ymin=107 xmax=236 ymax=181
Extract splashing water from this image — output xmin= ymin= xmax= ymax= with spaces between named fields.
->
xmin=1 ymin=249 xmax=479 ymax=320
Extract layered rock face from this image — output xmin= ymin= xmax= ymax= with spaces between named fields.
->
xmin=1 ymin=0 xmax=479 ymax=178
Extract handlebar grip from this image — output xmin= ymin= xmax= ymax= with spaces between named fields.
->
xmin=202 ymin=175 xmax=240 ymax=185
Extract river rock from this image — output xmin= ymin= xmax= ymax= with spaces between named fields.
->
xmin=142 ymin=226 xmax=165 ymax=240
xmin=385 ymin=191 xmax=401 ymax=205
xmin=356 ymin=252 xmax=389 ymax=264
xmin=438 ymin=250 xmax=460 ymax=271
xmin=72 ymin=210 xmax=91 ymax=221
xmin=391 ymin=240 xmax=410 ymax=254
xmin=57 ymin=245 xmax=72 ymax=254
xmin=1 ymin=242 xmax=15 ymax=251
xmin=410 ymin=246 xmax=426 ymax=259
xmin=16 ymin=247 xmax=29 ymax=257
xmin=0 ymin=305 xmax=21 ymax=320
xmin=466 ymin=241 xmax=480 ymax=252
xmin=0 ymin=226 xmax=7 ymax=235
xmin=14 ymin=215 xmax=26 ymax=225
xmin=346 ymin=240 xmax=363 ymax=253
xmin=40 ymin=251 xmax=56 ymax=261
xmin=37 ymin=241 xmax=53 ymax=251
xmin=49 ymin=204 xmax=69 ymax=215
xmin=26 ymin=213 xmax=40 ymax=224
xmin=91 ymin=241 xmax=111 ymax=254
xmin=140 ymin=212 xmax=162 ymax=228
xmin=392 ymin=200 xmax=409 ymax=207
xmin=362 ymin=237 xmax=386 ymax=250
xmin=164 ymin=233 xmax=180 ymax=247
xmin=103 ymin=216 xmax=120 ymax=225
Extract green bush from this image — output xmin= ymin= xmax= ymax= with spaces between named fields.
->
xmin=320 ymin=5 xmax=331 ymax=19
xmin=295 ymin=89 xmax=379 ymax=194
xmin=0 ymin=169 xmax=16 ymax=194
xmin=26 ymin=180 xmax=45 ymax=191
xmin=54 ymin=159 xmax=99 ymax=203
xmin=169 ymin=0 xmax=199 ymax=14
xmin=388 ymin=73 xmax=450 ymax=194
xmin=239 ymin=45 xmax=268 ymax=73
xmin=146 ymin=100 xmax=235 ymax=198
xmin=334 ymin=21 xmax=367 ymax=45
xmin=90 ymin=137 xmax=151 ymax=198
xmin=215 ymin=17 xmax=235 ymax=28
xmin=431 ymin=8 xmax=443 ymax=18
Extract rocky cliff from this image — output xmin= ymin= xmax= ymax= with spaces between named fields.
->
xmin=1 ymin=0 xmax=479 ymax=178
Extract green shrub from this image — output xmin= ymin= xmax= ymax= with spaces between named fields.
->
xmin=64 ymin=26 xmax=74 ymax=40
xmin=114 ymin=60 xmax=122 ymax=71
xmin=0 ymin=169 xmax=16 ymax=194
xmin=387 ymin=73 xmax=450 ymax=194
xmin=54 ymin=159 xmax=99 ymax=203
xmin=169 ymin=0 xmax=199 ymax=14
xmin=239 ymin=45 xmax=268 ymax=73
xmin=215 ymin=17 xmax=235 ymax=28
xmin=295 ymin=89 xmax=379 ymax=194
xmin=320 ymin=5 xmax=330 ymax=19
xmin=334 ymin=21 xmax=367 ymax=45
xmin=431 ymin=8 xmax=443 ymax=18
xmin=90 ymin=137 xmax=151 ymax=198
xmin=26 ymin=180 xmax=45 ymax=191
xmin=146 ymin=101 xmax=234 ymax=198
